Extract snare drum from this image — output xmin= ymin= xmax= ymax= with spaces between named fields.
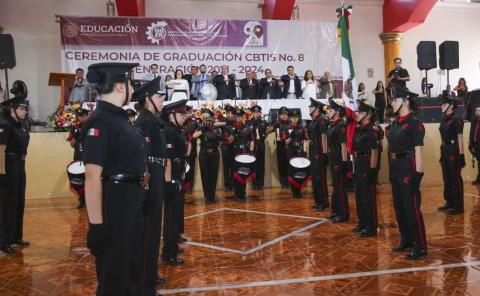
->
xmin=233 ymin=154 xmax=257 ymax=184
xmin=67 ymin=161 xmax=85 ymax=196
xmin=288 ymin=157 xmax=311 ymax=189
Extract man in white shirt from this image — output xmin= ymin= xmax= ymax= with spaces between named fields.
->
xmin=280 ymin=66 xmax=301 ymax=99
xmin=142 ymin=63 xmax=164 ymax=93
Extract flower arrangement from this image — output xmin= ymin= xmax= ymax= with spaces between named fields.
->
xmin=47 ymin=103 xmax=81 ymax=131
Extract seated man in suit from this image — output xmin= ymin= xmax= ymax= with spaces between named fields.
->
xmin=280 ymin=65 xmax=302 ymax=99
xmin=259 ymin=69 xmax=281 ymax=100
xmin=213 ymin=65 xmax=236 ymax=100
xmin=239 ymin=71 xmax=259 ymax=100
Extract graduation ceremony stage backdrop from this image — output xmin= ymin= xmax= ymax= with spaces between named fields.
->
xmin=60 ymin=16 xmax=341 ymax=80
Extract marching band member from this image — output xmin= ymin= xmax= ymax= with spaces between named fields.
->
xmin=307 ymin=98 xmax=329 ymax=211
xmin=326 ymin=99 xmax=349 ymax=223
xmin=271 ymin=106 xmax=291 ymax=189
xmin=247 ymin=105 xmax=269 ymax=190
xmin=286 ymin=110 xmax=308 ymax=198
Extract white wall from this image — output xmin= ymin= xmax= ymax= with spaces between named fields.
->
xmin=1 ymin=0 xmax=478 ymax=121
xmin=401 ymin=7 xmax=480 ymax=96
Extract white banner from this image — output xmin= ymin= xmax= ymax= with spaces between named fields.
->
xmin=60 ymin=16 xmax=341 ymax=80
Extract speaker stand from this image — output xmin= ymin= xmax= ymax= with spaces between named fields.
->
xmin=446 ymin=69 xmax=451 ymax=94
xmin=425 ymin=70 xmax=431 ymax=97
xmin=2 ymin=66 xmax=9 ymax=101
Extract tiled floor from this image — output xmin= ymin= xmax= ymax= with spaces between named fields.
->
xmin=2 ymin=183 xmax=480 ymax=295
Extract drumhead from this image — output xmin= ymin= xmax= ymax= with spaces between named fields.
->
xmin=67 ymin=161 xmax=85 ymax=174
xmin=289 ymin=157 xmax=311 ymax=168
xmin=235 ymin=154 xmax=256 ymax=164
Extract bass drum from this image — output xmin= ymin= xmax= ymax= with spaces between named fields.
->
xmin=233 ymin=154 xmax=256 ymax=184
xmin=67 ymin=161 xmax=85 ymax=196
xmin=288 ymin=157 xmax=311 ymax=190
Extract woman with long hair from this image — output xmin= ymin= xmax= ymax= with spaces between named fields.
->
xmin=372 ymin=81 xmax=386 ymax=123
xmin=358 ymin=82 xmax=366 ymax=100
xmin=453 ymin=77 xmax=468 ymax=97
xmin=166 ymin=69 xmax=190 ymax=102
xmin=301 ymin=70 xmax=318 ymax=99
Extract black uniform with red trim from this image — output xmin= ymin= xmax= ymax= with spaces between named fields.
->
xmin=131 ymin=77 xmax=168 ymax=295
xmin=386 ymin=111 xmax=427 ymax=256
xmin=161 ymin=100 xmax=188 ymax=265
xmin=183 ymin=115 xmax=199 ymax=192
xmin=67 ymin=121 xmax=86 ymax=161
xmin=307 ymin=99 xmax=329 ymax=210
xmin=271 ymin=106 xmax=291 ymax=188
xmin=231 ymin=109 xmax=254 ymax=200
xmin=247 ymin=105 xmax=268 ymax=190
xmin=352 ymin=112 xmax=378 ymax=237
xmin=327 ymin=114 xmax=349 ymax=222
xmin=198 ymin=109 xmax=223 ymax=203
xmin=438 ymin=96 xmax=465 ymax=214
xmin=469 ymin=115 xmax=480 ymax=184
xmin=82 ymin=100 xmax=147 ymax=295
xmin=286 ymin=112 xmax=308 ymax=198
xmin=221 ymin=105 xmax=235 ymax=191
xmin=0 ymin=95 xmax=30 ymax=253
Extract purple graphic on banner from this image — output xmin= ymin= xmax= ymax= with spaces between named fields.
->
xmin=61 ymin=17 xmax=267 ymax=48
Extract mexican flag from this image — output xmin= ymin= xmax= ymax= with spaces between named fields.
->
xmin=337 ymin=3 xmax=358 ymax=153
xmin=87 ymin=128 xmax=100 ymax=137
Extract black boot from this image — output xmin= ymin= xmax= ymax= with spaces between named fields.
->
xmin=0 ymin=244 xmax=15 ymax=254
xmin=405 ymin=247 xmax=427 ymax=260
xmin=391 ymin=241 xmax=413 ymax=253
xmin=447 ymin=207 xmax=464 ymax=215
xmin=437 ymin=203 xmax=453 ymax=212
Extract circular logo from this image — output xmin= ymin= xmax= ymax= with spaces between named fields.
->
xmin=146 ymin=21 xmax=168 ymax=45
xmin=63 ymin=23 xmax=79 ymax=38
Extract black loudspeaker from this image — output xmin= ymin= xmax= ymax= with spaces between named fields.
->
xmin=439 ymin=41 xmax=459 ymax=70
xmin=417 ymin=41 xmax=437 ymax=70
xmin=0 ymin=34 xmax=16 ymax=69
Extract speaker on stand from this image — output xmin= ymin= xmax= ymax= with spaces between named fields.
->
xmin=439 ymin=40 xmax=459 ymax=94
xmin=416 ymin=41 xmax=436 ymax=97
xmin=0 ymin=34 xmax=17 ymax=101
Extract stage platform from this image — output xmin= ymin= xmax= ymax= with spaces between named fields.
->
xmin=25 ymin=122 xmax=478 ymax=199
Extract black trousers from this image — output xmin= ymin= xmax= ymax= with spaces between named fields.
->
xmin=95 ymin=182 xmax=145 ymax=296
xmin=287 ymin=146 xmax=304 ymax=197
xmin=3 ymin=156 xmax=26 ymax=244
xmin=0 ymin=177 xmax=6 ymax=246
xmin=199 ymin=149 xmax=219 ymax=202
xmin=330 ymin=156 xmax=349 ymax=220
xmin=276 ymin=141 xmax=288 ymax=186
xmin=440 ymin=148 xmax=464 ymax=210
xmin=162 ymin=182 xmax=181 ymax=260
xmin=234 ymin=182 xmax=246 ymax=200
xmin=185 ymin=148 xmax=197 ymax=191
xmin=222 ymin=144 xmax=234 ymax=190
xmin=353 ymin=156 xmax=377 ymax=234
xmin=252 ymin=141 xmax=265 ymax=188
xmin=141 ymin=165 xmax=164 ymax=295
xmin=309 ymin=145 xmax=329 ymax=208
xmin=176 ymin=190 xmax=185 ymax=235
xmin=390 ymin=157 xmax=427 ymax=251
xmin=375 ymin=98 xmax=386 ymax=123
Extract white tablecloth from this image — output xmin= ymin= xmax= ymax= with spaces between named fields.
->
xmin=186 ymin=99 xmax=325 ymax=120
xmin=84 ymin=98 xmax=323 ymax=120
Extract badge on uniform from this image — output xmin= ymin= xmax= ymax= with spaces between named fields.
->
xmin=88 ymin=128 xmax=100 ymax=137
xmin=0 ymin=128 xmax=4 ymax=133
